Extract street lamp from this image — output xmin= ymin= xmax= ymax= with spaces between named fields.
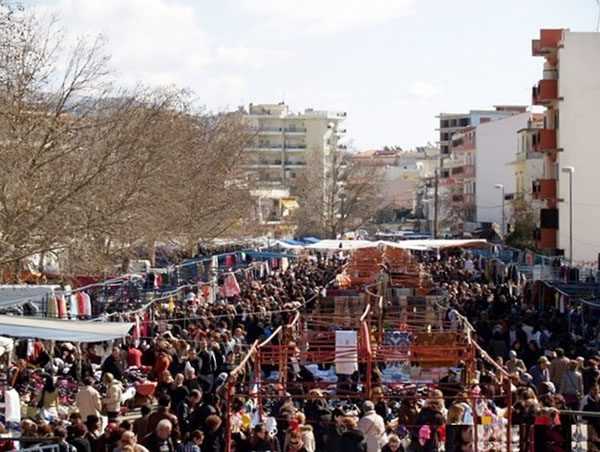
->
xmin=562 ymin=166 xmax=575 ymax=265
xmin=494 ymin=184 xmax=505 ymax=237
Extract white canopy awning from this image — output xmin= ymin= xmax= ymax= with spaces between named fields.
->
xmin=305 ymin=239 xmax=488 ymax=251
xmin=0 ymin=316 xmax=133 ymax=342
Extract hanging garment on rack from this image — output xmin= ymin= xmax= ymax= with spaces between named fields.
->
xmin=222 ymin=273 xmax=241 ymax=298
xmin=133 ymin=316 xmax=141 ymax=347
xmin=281 ymin=257 xmax=289 ymax=272
xmin=56 ymin=295 xmax=67 ymax=319
xmin=76 ymin=292 xmax=85 ymax=317
xmin=47 ymin=296 xmax=58 ymax=319
xmin=82 ymin=292 xmax=92 ymax=317
xmin=69 ymin=292 xmax=79 ymax=318
xmin=4 ymin=388 xmax=20 ymax=423
xmin=225 ymin=255 xmax=235 ymax=268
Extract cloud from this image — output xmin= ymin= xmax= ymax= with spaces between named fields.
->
xmin=409 ymin=81 xmax=441 ymax=100
xmin=239 ymin=0 xmax=416 ymax=34
xmin=34 ymin=0 xmax=284 ymax=105
xmin=213 ymin=46 xmax=290 ymax=69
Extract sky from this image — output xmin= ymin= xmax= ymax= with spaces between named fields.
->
xmin=27 ymin=0 xmax=595 ymax=150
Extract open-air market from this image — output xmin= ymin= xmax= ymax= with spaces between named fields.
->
xmin=1 ymin=1 xmax=600 ymax=451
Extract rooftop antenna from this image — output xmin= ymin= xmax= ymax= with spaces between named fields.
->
xmin=596 ymin=0 xmax=600 ymax=32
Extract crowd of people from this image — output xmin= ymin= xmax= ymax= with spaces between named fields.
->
xmin=428 ymin=252 xmax=600 ymax=451
xmin=2 ymin=247 xmax=600 ymax=452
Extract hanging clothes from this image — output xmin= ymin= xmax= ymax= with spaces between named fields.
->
xmin=82 ymin=292 xmax=92 ymax=317
xmin=133 ymin=316 xmax=141 ymax=347
xmin=4 ymin=388 xmax=20 ymax=424
xmin=69 ymin=292 xmax=79 ymax=318
xmin=47 ymin=296 xmax=58 ymax=319
xmin=281 ymin=257 xmax=289 ymax=272
xmin=222 ymin=273 xmax=241 ymax=298
xmin=225 ymin=254 xmax=235 ymax=269
xmin=56 ymin=295 xmax=67 ymax=319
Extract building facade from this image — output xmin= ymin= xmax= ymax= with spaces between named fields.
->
xmin=242 ymin=103 xmax=346 ymax=225
xmin=437 ymin=107 xmax=526 ymax=155
xmin=435 ymin=107 xmax=526 ymax=234
xmin=474 ymin=112 xmax=532 ymax=229
xmin=352 ymin=148 xmax=423 ymax=212
xmin=531 ymin=29 xmax=600 ymax=262
xmin=509 ymin=116 xmax=545 ymax=223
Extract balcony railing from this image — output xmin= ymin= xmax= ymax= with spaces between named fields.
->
xmin=534 ymin=129 xmax=557 ymax=152
xmin=532 ymin=29 xmax=563 ymax=56
xmin=252 ymin=127 xmax=307 ymax=133
xmin=532 ymin=79 xmax=558 ymax=105
xmin=532 ymin=179 xmax=557 ymax=201
xmin=249 ymin=144 xmax=283 ymax=150
xmin=535 ymin=228 xmax=557 ymax=250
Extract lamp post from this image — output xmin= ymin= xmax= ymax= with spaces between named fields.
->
xmin=494 ymin=184 xmax=505 ymax=237
xmin=562 ymin=166 xmax=575 ymax=265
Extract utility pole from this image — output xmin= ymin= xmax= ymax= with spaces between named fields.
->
xmin=433 ymin=169 xmax=439 ymax=239
xmin=433 ymin=155 xmax=445 ymax=239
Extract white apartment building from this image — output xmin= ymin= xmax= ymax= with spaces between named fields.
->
xmin=475 ymin=112 xmax=531 ymax=229
xmin=242 ymin=102 xmax=346 ymax=224
xmin=531 ymin=29 xmax=600 ymax=262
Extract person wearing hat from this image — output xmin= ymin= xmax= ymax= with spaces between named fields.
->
xmin=358 ymin=401 xmax=386 ymax=452
xmin=529 ymin=356 xmax=550 ymax=392
xmin=506 ymin=350 xmax=526 ymax=374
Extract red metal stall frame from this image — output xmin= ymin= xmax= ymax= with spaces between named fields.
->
xmin=224 ymin=339 xmax=258 ymax=452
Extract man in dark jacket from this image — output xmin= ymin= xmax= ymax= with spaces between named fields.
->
xmin=147 ymin=395 xmax=180 ymax=441
xmin=340 ymin=417 xmax=367 ymax=452
xmin=142 ymin=419 xmax=175 ymax=452
xmin=101 ymin=348 xmax=123 ymax=380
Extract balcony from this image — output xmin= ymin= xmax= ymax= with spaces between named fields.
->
xmin=284 ymin=127 xmax=306 ymax=134
xmin=284 ymin=161 xmax=306 ymax=167
xmin=534 ymin=129 xmax=557 ymax=152
xmin=251 ymin=127 xmax=307 ymax=135
xmin=248 ymin=143 xmax=283 ymax=151
xmin=535 ymin=228 xmax=557 ymax=250
xmin=532 ymin=179 xmax=557 ymax=201
xmin=286 ymin=144 xmax=307 ymax=151
xmin=532 ymin=29 xmax=563 ymax=56
xmin=532 ymin=79 xmax=558 ymax=105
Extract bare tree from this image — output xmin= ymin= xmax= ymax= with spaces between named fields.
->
xmin=293 ymin=148 xmax=383 ymax=238
xmin=0 ymin=3 xmax=255 ymax=275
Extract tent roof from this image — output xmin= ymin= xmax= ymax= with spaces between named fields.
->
xmin=305 ymin=239 xmax=488 ymax=251
xmin=0 ymin=285 xmax=61 ymax=309
xmin=0 ymin=316 xmax=133 ymax=342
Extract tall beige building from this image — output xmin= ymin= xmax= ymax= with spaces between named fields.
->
xmin=243 ymin=102 xmax=346 ymax=224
